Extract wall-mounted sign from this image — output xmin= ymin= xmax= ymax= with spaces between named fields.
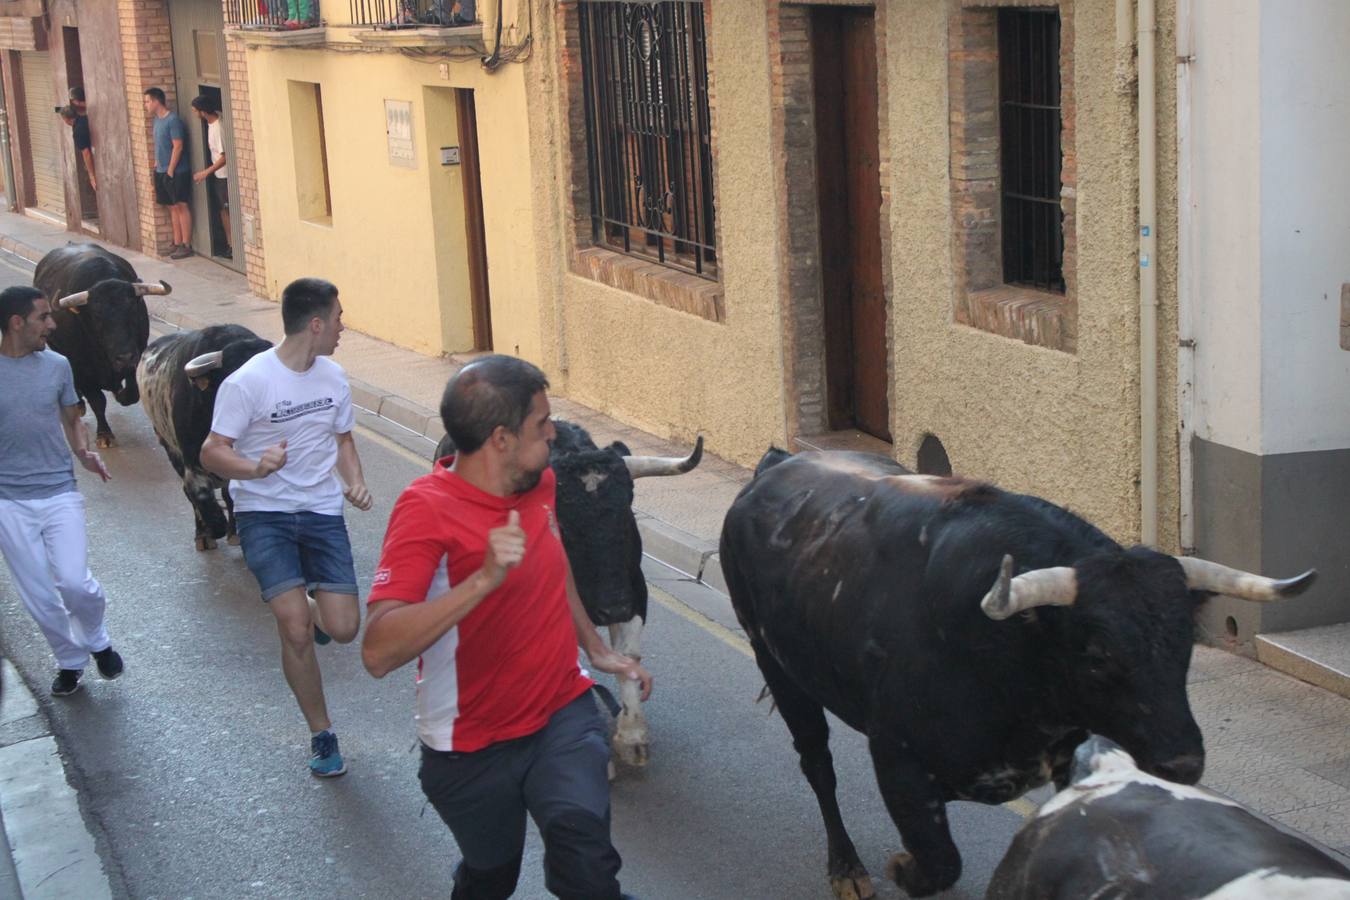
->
xmin=385 ymin=99 xmax=416 ymax=169
xmin=440 ymin=146 xmax=460 ymax=166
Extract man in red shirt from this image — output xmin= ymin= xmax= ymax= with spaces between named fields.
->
xmin=362 ymin=355 xmax=651 ymax=900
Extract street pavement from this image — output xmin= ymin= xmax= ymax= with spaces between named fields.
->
xmin=0 ymin=223 xmax=1349 ymax=897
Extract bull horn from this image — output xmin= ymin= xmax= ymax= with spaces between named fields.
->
xmin=133 ymin=280 xmax=172 ymax=297
xmin=623 ymin=435 xmax=704 ymax=479
xmin=1175 ymin=557 xmax=1317 ymax=602
xmin=184 ymin=351 xmax=224 ymax=378
xmin=57 ymin=290 xmax=90 ymax=309
xmin=981 ymin=555 xmax=1079 ymax=620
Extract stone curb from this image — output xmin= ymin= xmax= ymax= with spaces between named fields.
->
xmin=3 ymin=229 xmax=731 ymax=600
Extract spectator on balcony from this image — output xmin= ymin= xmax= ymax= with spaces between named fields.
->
xmin=284 ymin=0 xmax=318 ymax=30
xmin=58 ymin=105 xmax=95 ymax=193
xmin=414 ymin=0 xmax=477 ymax=25
xmin=191 ymin=95 xmax=232 ymax=261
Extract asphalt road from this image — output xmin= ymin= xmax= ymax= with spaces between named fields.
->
xmin=0 ymin=261 xmax=1031 ymax=899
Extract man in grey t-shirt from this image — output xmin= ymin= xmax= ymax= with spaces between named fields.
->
xmin=0 ymin=286 xmax=124 ymax=697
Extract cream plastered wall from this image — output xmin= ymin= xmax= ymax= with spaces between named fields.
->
xmin=245 ymin=38 xmax=542 ymax=361
xmin=885 ymin=0 xmax=1180 ymax=547
xmin=527 ymin=0 xmax=790 ymax=461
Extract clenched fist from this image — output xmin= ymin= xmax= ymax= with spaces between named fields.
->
xmin=481 ymin=509 xmax=526 ymax=590
xmin=345 ymin=482 xmax=373 ymax=511
xmin=254 ymin=439 xmax=287 ymax=479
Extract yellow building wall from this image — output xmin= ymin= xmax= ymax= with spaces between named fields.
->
xmin=244 ymin=37 xmax=542 ymax=362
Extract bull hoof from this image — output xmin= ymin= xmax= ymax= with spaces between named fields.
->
xmin=883 ymin=853 xmax=912 ymax=885
xmin=95 ymin=433 xmax=115 ymax=449
xmin=195 ymin=535 xmax=217 ymax=551
xmin=829 ymin=871 xmax=875 ymax=900
xmin=612 ymin=735 xmax=649 ymax=768
xmin=227 ymin=534 xmax=241 ymax=546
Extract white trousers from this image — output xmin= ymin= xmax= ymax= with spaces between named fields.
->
xmin=0 ymin=491 xmax=111 ymax=670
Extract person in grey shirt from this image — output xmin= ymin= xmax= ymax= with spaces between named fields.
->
xmin=0 ymin=286 xmax=124 ymax=697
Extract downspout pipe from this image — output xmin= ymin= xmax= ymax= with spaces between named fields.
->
xmin=1136 ymin=0 xmax=1159 ymax=546
xmin=0 ymin=72 xmax=17 ymax=212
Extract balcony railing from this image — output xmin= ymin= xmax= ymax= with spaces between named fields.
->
xmin=224 ymin=0 xmax=477 ymax=29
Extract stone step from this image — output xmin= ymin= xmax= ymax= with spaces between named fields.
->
xmin=1256 ymin=623 xmax=1350 ymax=700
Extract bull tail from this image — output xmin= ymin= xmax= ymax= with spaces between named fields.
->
xmin=754 ymin=447 xmax=792 ymax=478
xmin=755 ymin=682 xmax=777 ymax=716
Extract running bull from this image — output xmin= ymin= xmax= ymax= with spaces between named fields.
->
xmin=719 ymin=449 xmax=1317 ymax=899
xmin=987 ymin=735 xmax=1350 ymax=899
xmin=436 ymin=420 xmax=702 ymax=765
xmin=34 ymin=243 xmax=170 ymax=447
xmin=139 ymin=325 xmax=273 ymax=550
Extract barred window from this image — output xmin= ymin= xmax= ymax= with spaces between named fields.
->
xmin=578 ymin=0 xmax=717 ymax=278
xmin=998 ymin=7 xmax=1064 ymax=292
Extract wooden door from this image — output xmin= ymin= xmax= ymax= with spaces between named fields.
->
xmin=812 ymin=7 xmax=890 ymax=442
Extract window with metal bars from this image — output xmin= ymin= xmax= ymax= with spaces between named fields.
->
xmin=998 ymin=8 xmax=1064 ymax=292
xmin=577 ymin=0 xmax=717 ymax=279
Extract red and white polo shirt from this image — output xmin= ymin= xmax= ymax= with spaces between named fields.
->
xmin=369 ymin=461 xmax=593 ymax=752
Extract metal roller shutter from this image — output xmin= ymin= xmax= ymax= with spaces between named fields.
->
xmin=20 ymin=50 xmax=63 ymax=215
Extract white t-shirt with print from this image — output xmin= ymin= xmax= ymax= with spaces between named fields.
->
xmin=210 ymin=348 xmax=355 ymax=514
xmin=207 ymin=119 xmax=228 ymax=179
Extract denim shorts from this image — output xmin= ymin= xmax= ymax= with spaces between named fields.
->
xmin=235 ymin=511 xmax=358 ymax=602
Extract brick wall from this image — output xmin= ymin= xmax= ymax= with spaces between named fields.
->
xmin=948 ymin=0 xmax=1078 ymax=353
xmin=223 ymin=30 xmax=266 ymax=295
xmin=116 ymin=0 xmax=175 ymax=257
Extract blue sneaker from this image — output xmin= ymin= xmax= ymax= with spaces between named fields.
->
xmin=309 ymin=730 xmax=347 ymax=778
xmin=313 ymin=625 xmax=332 ymax=645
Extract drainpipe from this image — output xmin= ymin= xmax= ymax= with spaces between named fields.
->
xmin=1135 ymin=0 xmax=1159 ymax=546
xmin=0 ymin=75 xmax=17 ymax=212
xmin=1175 ymin=0 xmax=1196 ymax=554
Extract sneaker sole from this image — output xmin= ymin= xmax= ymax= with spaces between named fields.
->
xmin=310 ymin=764 xmax=348 ymax=778
xmin=97 ymin=668 xmax=123 ymax=680
xmin=51 ymin=682 xmax=83 ymax=698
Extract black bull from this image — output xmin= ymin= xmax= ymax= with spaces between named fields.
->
xmin=138 ymin=325 xmax=273 ymax=550
xmin=719 ymin=449 xmax=1316 ymax=899
xmin=34 ymin=244 xmax=170 ymax=447
xmin=435 ymin=420 xmax=702 ymax=765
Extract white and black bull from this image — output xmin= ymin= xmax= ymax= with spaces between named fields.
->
xmin=35 ymin=243 xmax=170 ymax=447
xmin=139 ymin=325 xmax=272 ymax=550
xmin=436 ymin=419 xmax=702 ymax=766
xmin=719 ymin=449 xmax=1317 ymax=899
xmin=987 ymin=735 xmax=1350 ymax=899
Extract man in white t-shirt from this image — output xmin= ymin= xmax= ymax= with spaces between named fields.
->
xmin=201 ymin=277 xmax=372 ymax=778
xmin=190 ymin=95 xmax=231 ymax=260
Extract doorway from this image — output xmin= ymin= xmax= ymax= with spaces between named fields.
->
xmin=61 ymin=28 xmax=97 ymax=228
xmin=167 ymin=0 xmax=241 ymax=270
xmin=812 ymin=6 xmax=890 ymax=442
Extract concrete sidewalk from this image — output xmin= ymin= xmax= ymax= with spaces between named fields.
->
xmin=2 ymin=211 xmax=1349 ymax=886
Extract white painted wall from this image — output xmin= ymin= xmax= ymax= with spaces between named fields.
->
xmin=1258 ymin=0 xmax=1350 ymax=454
xmin=1191 ymin=0 xmax=1350 ymax=456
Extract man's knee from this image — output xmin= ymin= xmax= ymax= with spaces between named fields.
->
xmin=542 ymin=809 xmax=622 ymax=900
xmin=450 ymin=857 xmax=521 ymax=900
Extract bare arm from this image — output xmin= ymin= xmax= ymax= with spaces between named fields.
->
xmin=61 ymin=404 xmax=109 ymax=481
xmin=81 ymin=148 xmax=96 ymax=189
xmin=168 ymin=138 xmax=184 ymax=177
xmin=565 ymin=558 xmax=652 ymax=700
xmin=194 ymin=151 xmax=226 ymax=182
xmin=200 ymin=431 xmax=286 ymax=481
xmin=362 ymin=510 xmax=526 ymax=678
xmin=335 ymin=431 xmax=372 ymax=510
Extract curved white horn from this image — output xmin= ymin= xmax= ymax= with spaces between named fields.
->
xmin=623 ymin=435 xmax=704 ymax=479
xmin=57 ymin=290 xmax=90 ymax=309
xmin=1175 ymin=557 xmax=1316 ymax=602
xmin=184 ymin=351 xmax=224 ymax=378
xmin=133 ymin=280 xmax=172 ymax=297
xmin=981 ymin=555 xmax=1079 ymax=620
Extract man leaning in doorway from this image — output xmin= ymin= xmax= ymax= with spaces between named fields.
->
xmin=201 ymin=278 xmax=373 ymax=778
xmin=144 ymin=87 xmax=193 ymax=260
xmin=58 ymin=105 xmax=95 ymax=193
xmin=191 ymin=95 xmax=232 ymax=260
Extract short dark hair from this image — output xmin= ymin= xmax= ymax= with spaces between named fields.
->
xmin=68 ymin=86 xmax=85 ymax=103
xmin=440 ymin=356 xmax=550 ymax=455
xmin=144 ymin=87 xmax=166 ymax=105
xmin=0 ymin=286 xmax=44 ymax=335
xmin=280 ymin=277 xmax=339 ymax=335
xmin=190 ymin=95 xmax=220 ymax=116
xmin=58 ymin=105 xmax=78 ymax=121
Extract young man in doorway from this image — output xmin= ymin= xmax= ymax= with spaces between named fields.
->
xmin=191 ymin=95 xmax=232 ymax=260
xmin=143 ymin=87 xmax=193 ymax=260
xmin=201 ymin=278 xmax=372 ymax=778
xmin=58 ymin=105 xmax=95 ymax=192
xmin=0 ymin=286 xmax=124 ymax=698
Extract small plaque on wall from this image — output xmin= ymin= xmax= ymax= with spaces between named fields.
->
xmin=385 ymin=99 xmax=416 ymax=169
xmin=440 ymin=147 xmax=460 ymax=166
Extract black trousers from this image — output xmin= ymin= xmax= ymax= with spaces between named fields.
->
xmin=419 ymin=691 xmax=623 ymax=900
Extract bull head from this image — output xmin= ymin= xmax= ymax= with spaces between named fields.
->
xmin=622 ymin=436 xmax=704 ymax=479
xmin=184 ymin=350 xmax=223 ymax=391
xmin=980 ymin=553 xmax=1317 ymax=620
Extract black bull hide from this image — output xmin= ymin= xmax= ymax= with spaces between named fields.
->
xmin=719 ymin=448 xmax=1316 ymax=898
xmin=34 ymin=243 xmax=162 ymax=447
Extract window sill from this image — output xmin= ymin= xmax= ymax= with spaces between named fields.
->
xmin=570 ymin=247 xmax=724 ymax=324
xmin=958 ymin=284 xmax=1076 ymax=353
xmin=302 ymin=215 xmax=333 ymax=228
